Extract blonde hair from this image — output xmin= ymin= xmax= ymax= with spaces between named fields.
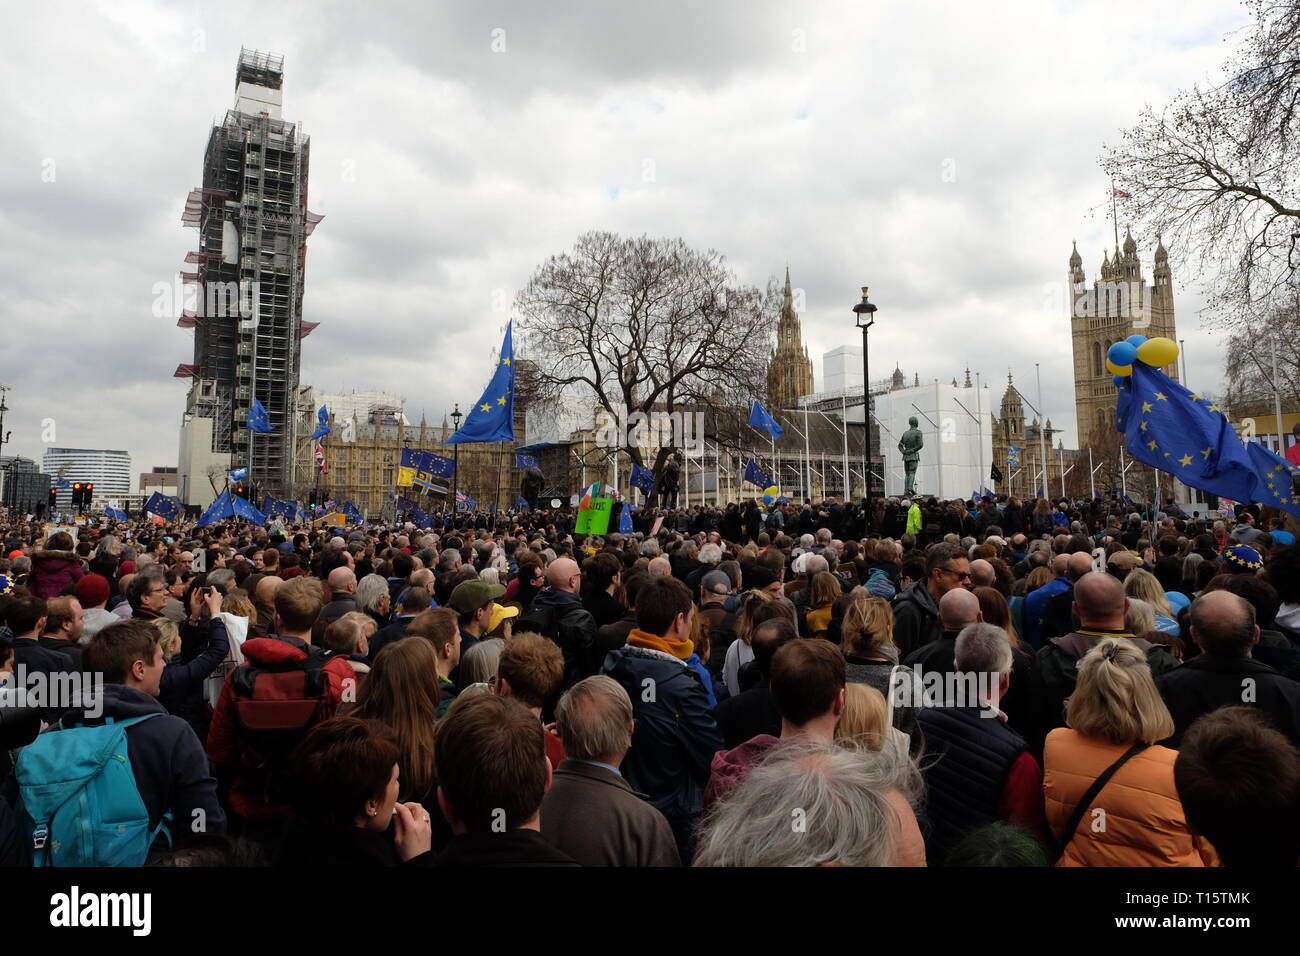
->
xmin=839 ymin=593 xmax=895 ymax=661
xmin=835 ymin=682 xmax=889 ymax=750
xmin=150 ymin=618 xmax=182 ymax=661
xmin=222 ymin=588 xmax=256 ymax=620
xmin=1066 ymin=637 xmax=1174 ymax=744
xmin=734 ymin=589 xmax=778 ymax=646
xmin=1124 ymin=568 xmax=1174 ymax=618
xmin=1025 ymin=566 xmax=1053 ymax=593
xmin=1124 ymin=597 xmax=1156 ymax=637
xmin=809 ymin=571 xmax=841 ymax=608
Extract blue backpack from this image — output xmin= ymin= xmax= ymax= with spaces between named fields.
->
xmin=16 ymin=714 xmax=172 ymax=867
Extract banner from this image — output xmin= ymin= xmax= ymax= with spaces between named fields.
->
xmin=575 ymin=497 xmax=613 ymax=534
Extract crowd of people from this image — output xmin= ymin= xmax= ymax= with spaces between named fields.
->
xmin=0 ymin=490 xmax=1298 ymax=867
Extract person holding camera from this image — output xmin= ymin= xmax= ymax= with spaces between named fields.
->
xmin=158 ymin=582 xmax=230 ymax=741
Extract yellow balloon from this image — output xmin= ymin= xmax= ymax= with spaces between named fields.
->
xmin=1106 ymin=359 xmax=1132 ymax=377
xmin=1136 ymin=336 xmax=1179 ymax=367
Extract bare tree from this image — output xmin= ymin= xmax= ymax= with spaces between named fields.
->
xmin=1102 ymin=0 xmax=1300 ymax=326
xmin=1223 ymin=300 xmax=1300 ymax=412
xmin=516 ymin=232 xmax=775 ymax=473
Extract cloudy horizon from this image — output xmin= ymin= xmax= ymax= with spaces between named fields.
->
xmin=0 ymin=0 xmax=1247 ymax=489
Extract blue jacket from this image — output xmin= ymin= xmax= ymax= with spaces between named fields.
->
xmin=685 ymin=653 xmax=717 ymax=707
xmin=1023 ymin=577 xmax=1070 ymax=649
xmin=601 ymin=645 xmax=724 ymax=825
xmin=44 ymin=683 xmax=226 ymax=848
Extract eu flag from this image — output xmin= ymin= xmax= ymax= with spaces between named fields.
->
xmin=630 ymin=463 xmax=656 ymax=493
xmin=748 ymin=401 xmax=784 ymax=440
xmin=247 ymin=398 xmax=275 ymax=433
xmin=312 ymin=406 xmax=332 ymax=440
xmin=516 ymin=453 xmax=540 ymax=469
xmin=144 ymin=492 xmax=179 ymax=520
xmin=1116 ymin=363 xmax=1300 ymax=517
xmin=743 ymin=459 xmax=772 ymax=489
xmin=447 ymin=322 xmax=515 ymax=445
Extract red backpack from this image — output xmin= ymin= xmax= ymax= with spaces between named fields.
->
xmin=230 ymin=645 xmax=339 ymax=805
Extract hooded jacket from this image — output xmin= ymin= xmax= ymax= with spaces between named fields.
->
xmin=159 ymin=616 xmax=230 ymax=740
xmin=891 ymin=580 xmax=943 ymax=659
xmin=518 ymin=587 xmax=598 ymax=683
xmin=601 ymin=637 xmax=724 ymax=826
xmin=44 ymin=683 xmax=226 ymax=847
xmin=703 ymin=733 xmax=779 ymax=812
xmin=206 ymin=634 xmax=354 ymax=821
xmin=27 ymin=550 xmax=85 ymax=599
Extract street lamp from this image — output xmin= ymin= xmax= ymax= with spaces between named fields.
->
xmin=852 ymin=287 xmax=877 ymax=522
xmin=450 ymin=403 xmax=463 ymax=514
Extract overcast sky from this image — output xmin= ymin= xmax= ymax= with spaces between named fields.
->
xmin=0 ymin=0 xmax=1248 ymax=488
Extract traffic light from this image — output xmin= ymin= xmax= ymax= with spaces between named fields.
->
xmin=48 ymin=488 xmax=57 ymax=510
xmin=235 ymin=485 xmax=246 ymax=500
xmin=72 ymin=482 xmax=83 ymax=510
xmin=309 ymin=490 xmax=318 ymax=508
xmin=84 ymin=483 xmax=93 ymax=507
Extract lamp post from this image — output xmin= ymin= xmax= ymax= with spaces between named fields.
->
xmin=852 ymin=287 xmax=877 ymax=521
xmin=450 ymin=403 xmax=462 ymax=515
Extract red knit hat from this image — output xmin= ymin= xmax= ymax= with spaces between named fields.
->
xmin=75 ymin=573 xmax=111 ymax=608
xmin=118 ymin=560 xmax=137 ymax=576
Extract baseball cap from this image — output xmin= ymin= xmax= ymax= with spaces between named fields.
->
xmin=701 ymin=570 xmax=732 ymax=596
xmin=449 ymin=579 xmax=506 ymax=613
xmin=487 ymin=602 xmax=520 ymax=634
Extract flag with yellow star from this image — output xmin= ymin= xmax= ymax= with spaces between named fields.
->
xmin=1116 ymin=361 xmax=1300 ymax=517
xmin=446 ymin=321 xmax=516 ymax=445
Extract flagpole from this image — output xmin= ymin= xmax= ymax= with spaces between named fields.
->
xmin=803 ymin=406 xmax=811 ymax=503
xmin=975 ymin=371 xmax=985 ymax=496
xmin=1089 ymin=447 xmax=1095 ymax=500
xmin=841 ymin=393 xmax=850 ymax=500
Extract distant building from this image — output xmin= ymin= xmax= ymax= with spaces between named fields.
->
xmin=140 ymin=466 xmax=180 ymax=497
xmin=0 ymin=457 xmax=51 ymax=514
xmin=766 ymin=269 xmax=815 ymax=412
xmin=41 ymin=448 xmax=130 ymax=513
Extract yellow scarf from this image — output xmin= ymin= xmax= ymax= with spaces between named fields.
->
xmin=627 ymin=628 xmax=694 ymax=661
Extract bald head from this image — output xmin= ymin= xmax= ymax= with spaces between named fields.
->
xmin=409 ymin=568 xmax=436 ymax=590
xmin=939 ymin=587 xmax=982 ymax=634
xmin=648 ymin=556 xmax=672 ymax=578
xmin=255 ymin=574 xmax=284 ymax=608
xmin=1066 ymin=551 xmax=1094 ymax=582
xmin=1189 ymin=590 xmax=1258 ymax=658
xmin=327 ymin=567 xmax=357 ymax=594
xmin=1051 ymin=554 xmax=1070 ymax=578
xmin=1073 ymin=571 xmax=1127 ymax=629
xmin=968 ymin=559 xmax=995 ymax=589
xmin=548 ymin=557 xmax=581 ymax=593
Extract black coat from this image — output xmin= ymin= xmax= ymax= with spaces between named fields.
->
xmin=714 ymin=681 xmax=781 ymax=749
xmin=518 ymin=588 xmax=599 ymax=683
xmin=1157 ymin=654 xmax=1300 ymax=748
xmin=434 ymin=830 xmax=579 ymax=867
xmin=275 ymin=819 xmax=434 ymax=867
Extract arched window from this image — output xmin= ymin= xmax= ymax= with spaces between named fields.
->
xmin=1093 ymin=341 xmax=1102 ymax=376
xmin=1096 ymin=406 xmax=1107 ymax=437
xmin=1117 ymin=286 xmax=1123 ymax=317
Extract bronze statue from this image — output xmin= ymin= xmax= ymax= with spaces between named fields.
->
xmin=520 ymin=466 xmax=546 ymax=510
xmin=647 ymin=452 xmax=681 ymax=509
xmin=899 ymin=416 xmax=924 ymax=497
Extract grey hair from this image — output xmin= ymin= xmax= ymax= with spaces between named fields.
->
xmin=804 ymin=554 xmax=829 ymax=575
xmin=639 ymin=538 xmax=661 ymax=558
xmin=206 ymin=568 xmax=236 ymax=592
xmin=699 ymin=543 xmax=723 ymax=565
xmin=438 ymin=549 xmax=461 ymax=571
xmin=954 ymin=623 xmax=1013 ymax=675
xmin=1125 ymin=597 xmax=1156 ymax=636
xmin=693 ymin=739 xmax=921 ymax=868
xmin=125 ymin=566 xmax=166 ymax=607
xmin=355 ymin=573 xmax=389 ymax=614
xmin=799 ymin=534 xmax=815 ymax=550
xmin=458 ymin=637 xmax=505 ymax=687
xmin=815 ymin=528 xmax=832 ymax=543
xmin=554 ymin=675 xmax=634 ymax=762
xmin=478 ymin=567 xmax=501 ymax=586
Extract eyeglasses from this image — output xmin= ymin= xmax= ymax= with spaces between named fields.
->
xmin=149 ymin=587 xmax=168 ymax=595
xmin=938 ymin=567 xmax=972 ymax=581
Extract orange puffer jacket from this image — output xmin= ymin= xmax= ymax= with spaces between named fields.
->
xmin=1043 ymin=729 xmax=1217 ymax=867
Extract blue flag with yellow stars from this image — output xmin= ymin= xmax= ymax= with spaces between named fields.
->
xmin=1116 ymin=362 xmax=1300 ymax=517
xmin=447 ymin=322 xmax=515 ymax=445
xmin=247 ymin=398 xmax=275 ymax=434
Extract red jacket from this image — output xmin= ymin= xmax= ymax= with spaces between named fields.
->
xmin=206 ymin=635 xmax=355 ymax=821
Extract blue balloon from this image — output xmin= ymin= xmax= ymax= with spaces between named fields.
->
xmin=1112 ymin=375 xmax=1127 ymax=387
xmin=1108 ymin=341 xmax=1139 ymax=366
xmin=1125 ymin=334 xmax=1147 ymax=348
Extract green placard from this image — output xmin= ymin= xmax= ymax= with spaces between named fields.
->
xmin=575 ymin=497 xmax=613 ymax=534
